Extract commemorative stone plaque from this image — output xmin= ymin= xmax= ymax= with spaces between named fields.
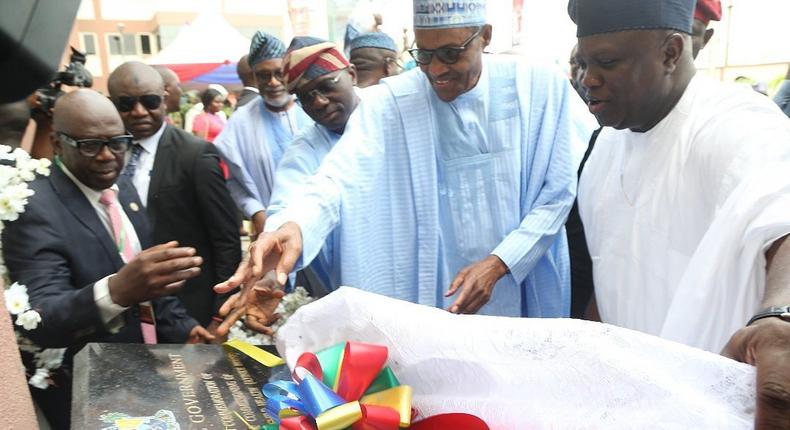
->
xmin=71 ymin=343 xmax=288 ymax=430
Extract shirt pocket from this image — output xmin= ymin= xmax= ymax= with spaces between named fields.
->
xmin=442 ymin=150 xmax=517 ymax=263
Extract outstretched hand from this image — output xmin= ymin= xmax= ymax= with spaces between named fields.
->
xmin=214 ymin=222 xmax=303 ymax=295
xmin=722 ymin=318 xmax=790 ymax=429
xmin=213 ymin=223 xmax=302 ymax=336
xmin=446 ymin=255 xmax=509 ymax=314
xmin=186 ymin=324 xmax=216 ymax=344
xmin=214 ymin=272 xmax=286 ymax=336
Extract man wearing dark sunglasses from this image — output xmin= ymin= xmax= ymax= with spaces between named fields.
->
xmin=107 ymin=62 xmax=241 ymax=331
xmin=348 ymin=32 xmax=403 ymax=88
xmin=217 ymin=0 xmax=595 ymax=322
xmin=214 ymin=31 xmax=312 ymax=238
xmin=2 ymin=89 xmax=213 ymax=428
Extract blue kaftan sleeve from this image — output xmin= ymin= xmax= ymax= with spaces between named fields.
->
xmin=492 ymin=65 xmax=596 ymax=284
xmin=264 ymin=86 xmax=392 ymax=269
xmin=214 ymin=107 xmax=266 ymax=218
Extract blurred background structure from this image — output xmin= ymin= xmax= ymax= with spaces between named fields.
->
xmin=60 ymin=0 xmax=789 ymax=94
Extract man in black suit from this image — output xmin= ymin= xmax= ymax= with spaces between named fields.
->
xmin=235 ymin=54 xmax=260 ymax=110
xmin=1 ymin=89 xmax=213 ymax=429
xmin=107 ymin=62 xmax=241 ymax=329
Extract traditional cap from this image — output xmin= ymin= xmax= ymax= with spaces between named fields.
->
xmin=282 ymin=36 xmax=350 ymax=93
xmin=413 ymin=0 xmax=487 ymax=29
xmin=349 ymin=32 xmax=397 ymax=53
xmin=568 ymin=0 xmax=695 ymax=37
xmin=248 ymin=31 xmax=286 ymax=67
xmin=694 ymin=0 xmax=722 ymax=26
xmin=208 ymin=84 xmax=228 ymax=98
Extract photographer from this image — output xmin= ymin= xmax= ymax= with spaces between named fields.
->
xmin=28 ymin=47 xmax=93 ymax=159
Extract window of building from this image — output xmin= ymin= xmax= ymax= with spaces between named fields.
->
xmin=139 ymin=34 xmax=151 ymax=55
xmin=122 ymin=33 xmax=136 ymax=55
xmin=107 ymin=34 xmax=122 ymax=55
xmin=79 ymin=33 xmax=97 ymax=55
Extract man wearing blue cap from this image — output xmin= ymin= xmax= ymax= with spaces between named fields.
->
xmin=218 ymin=1 xmax=595 ymax=319
xmin=215 ymin=31 xmax=312 ymax=237
xmin=570 ymin=0 xmax=790 ymax=426
xmin=348 ymin=32 xmax=402 ymax=87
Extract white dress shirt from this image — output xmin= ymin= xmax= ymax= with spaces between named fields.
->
xmin=130 ymin=122 xmax=166 ymax=207
xmin=60 ymin=163 xmax=142 ymax=331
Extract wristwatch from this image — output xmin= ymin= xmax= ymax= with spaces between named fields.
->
xmin=746 ymin=306 xmax=790 ymax=326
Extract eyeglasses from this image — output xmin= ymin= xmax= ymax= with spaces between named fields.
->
xmin=408 ymin=26 xmax=484 ymax=65
xmin=57 ymin=132 xmax=133 ymax=157
xmin=384 ymin=57 xmax=405 ymax=72
xmin=113 ymin=94 xmax=163 ymax=113
xmin=297 ymin=70 xmax=345 ymax=105
xmin=255 ymin=70 xmax=285 ymax=83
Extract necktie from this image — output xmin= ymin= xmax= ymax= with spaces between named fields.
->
xmin=99 ymin=189 xmax=157 ymax=344
xmin=122 ymin=143 xmax=144 ymax=179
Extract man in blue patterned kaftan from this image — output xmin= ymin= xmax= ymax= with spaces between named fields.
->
xmin=214 ymin=31 xmax=312 ymax=236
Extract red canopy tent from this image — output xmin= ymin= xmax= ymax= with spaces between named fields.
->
xmin=148 ymin=10 xmax=250 ymax=84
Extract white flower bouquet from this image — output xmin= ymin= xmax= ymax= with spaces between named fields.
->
xmin=0 ymin=145 xmax=64 ymax=389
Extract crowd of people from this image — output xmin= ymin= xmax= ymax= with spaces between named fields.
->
xmin=2 ymin=0 xmax=790 ymax=428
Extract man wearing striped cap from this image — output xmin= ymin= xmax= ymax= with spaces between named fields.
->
xmin=214 ymin=31 xmax=312 ymax=237
xmin=249 ymin=37 xmax=363 ymax=298
xmin=219 ymin=0 xmax=595 ymax=318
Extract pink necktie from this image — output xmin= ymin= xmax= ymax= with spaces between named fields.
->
xmin=99 ymin=189 xmax=157 ymax=344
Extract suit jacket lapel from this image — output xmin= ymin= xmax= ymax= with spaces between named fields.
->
xmin=147 ymin=124 xmax=172 ymax=206
xmin=50 ymin=165 xmax=124 ymax=268
xmin=118 ymin=177 xmax=152 ymax=249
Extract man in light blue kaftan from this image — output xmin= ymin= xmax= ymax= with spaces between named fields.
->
xmin=214 ymin=31 xmax=312 ymax=235
xmin=217 ymin=1 xmax=596 ymax=319
xmin=267 ymin=37 xmax=365 ymax=295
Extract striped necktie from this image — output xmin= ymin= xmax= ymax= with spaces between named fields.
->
xmin=99 ymin=189 xmax=157 ymax=344
xmin=122 ymin=143 xmax=144 ymax=179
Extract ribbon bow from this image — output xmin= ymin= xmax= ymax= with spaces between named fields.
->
xmin=259 ymin=341 xmax=488 ymax=430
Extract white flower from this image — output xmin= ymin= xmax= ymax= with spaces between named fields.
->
xmin=35 ymin=158 xmax=52 ymax=177
xmin=36 ymin=348 xmax=65 ymax=369
xmin=4 ymin=282 xmax=29 ymax=315
xmin=15 ymin=159 xmax=37 ymax=182
xmin=16 ymin=309 xmax=41 ymax=330
xmin=0 ymin=145 xmax=12 ymax=160
xmin=0 ymin=183 xmax=35 ymax=222
xmin=28 ymin=368 xmax=50 ymax=389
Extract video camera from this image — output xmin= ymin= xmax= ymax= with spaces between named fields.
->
xmin=33 ymin=46 xmax=93 ymax=115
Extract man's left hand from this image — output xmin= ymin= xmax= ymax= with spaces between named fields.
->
xmin=722 ymin=318 xmax=790 ymax=429
xmin=186 ymin=325 xmax=217 ymax=344
xmin=446 ymin=255 xmax=509 ymax=314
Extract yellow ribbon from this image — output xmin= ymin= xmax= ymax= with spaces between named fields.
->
xmin=315 ymin=400 xmax=363 ymax=430
xmin=223 ymin=339 xmax=285 ymax=367
xmin=360 ymin=385 xmax=413 ymax=427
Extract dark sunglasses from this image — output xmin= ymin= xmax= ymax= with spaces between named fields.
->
xmin=57 ymin=132 xmax=133 ymax=158
xmin=297 ymin=69 xmax=346 ymax=105
xmin=113 ymin=94 xmax=163 ymax=113
xmin=408 ymin=26 xmax=483 ymax=65
xmin=255 ymin=70 xmax=285 ymax=83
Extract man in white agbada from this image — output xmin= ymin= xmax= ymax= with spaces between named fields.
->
xmin=570 ymin=0 xmax=790 ymax=426
xmin=214 ymin=31 xmax=312 ymax=235
xmin=216 ymin=0 xmax=595 ymax=318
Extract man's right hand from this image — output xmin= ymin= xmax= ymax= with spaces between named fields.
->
xmin=213 ymin=223 xmax=302 ymax=336
xmin=214 ymin=222 xmax=303 ymax=295
xmin=109 ymin=241 xmax=203 ymax=307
